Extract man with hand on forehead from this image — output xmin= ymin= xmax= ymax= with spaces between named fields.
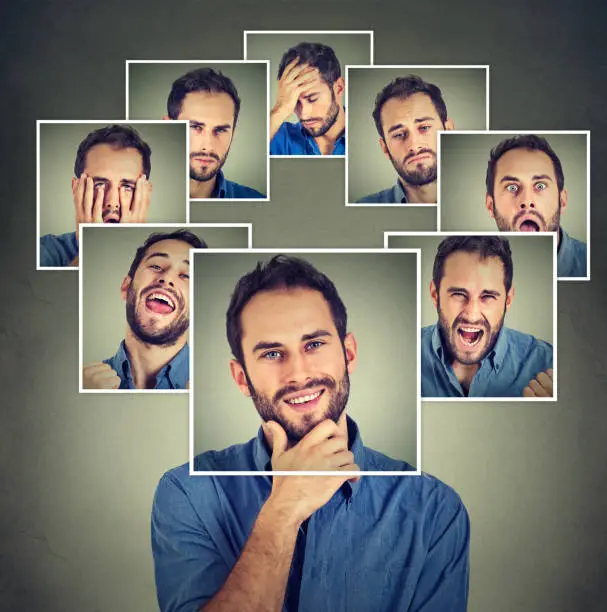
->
xmin=82 ymin=229 xmax=205 ymax=390
xmin=421 ymin=235 xmax=554 ymax=398
xmin=39 ymin=125 xmax=152 ymax=267
xmin=151 ymin=255 xmax=470 ymax=612
xmin=270 ymin=43 xmax=346 ymax=156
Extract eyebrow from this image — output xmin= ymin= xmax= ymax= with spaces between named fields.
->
xmin=447 ymin=286 xmax=502 ymax=297
xmin=190 ymin=120 xmax=232 ymax=130
xmin=499 ymin=174 xmax=554 ymax=183
xmin=387 ymin=117 xmax=435 ymax=135
xmin=144 ymin=252 xmax=190 ymax=265
xmin=252 ymin=329 xmax=333 ymax=353
xmin=91 ymin=176 xmax=137 ymax=187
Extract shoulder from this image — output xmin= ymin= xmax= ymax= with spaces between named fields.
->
xmin=270 ymin=122 xmax=301 ymax=154
xmin=39 ymin=231 xmax=78 ymax=267
xmin=356 ymin=187 xmax=394 ymax=204
xmin=224 ymin=178 xmax=265 ymax=199
xmin=363 ymin=446 xmax=415 ymax=472
xmin=192 ymin=437 xmax=258 ymax=472
xmin=503 ymin=327 xmax=553 ymax=359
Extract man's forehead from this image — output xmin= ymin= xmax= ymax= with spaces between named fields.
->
xmin=84 ymin=143 xmax=143 ymax=175
xmin=178 ymin=90 xmax=235 ymax=123
xmin=382 ymin=92 xmax=439 ymax=125
xmin=143 ymin=239 xmax=192 ymax=261
xmin=442 ymin=251 xmax=506 ymax=287
xmin=495 ymin=147 xmax=555 ymax=179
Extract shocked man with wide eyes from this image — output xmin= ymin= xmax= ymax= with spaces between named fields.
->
xmin=164 ymin=67 xmax=265 ymax=199
xmin=82 ymin=229 xmax=206 ymax=390
xmin=485 ymin=134 xmax=587 ymax=278
xmin=151 ymin=255 xmax=470 ymax=612
xmin=357 ymin=75 xmax=455 ymax=204
xmin=270 ymin=42 xmax=346 ymax=156
xmin=421 ymin=235 xmax=554 ymax=398
xmin=39 ymin=124 xmax=153 ymax=268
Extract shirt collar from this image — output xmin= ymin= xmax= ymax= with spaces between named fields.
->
xmin=211 ymin=170 xmax=227 ymax=198
xmin=252 ymin=414 xmax=364 ymax=499
xmin=394 ymin=181 xmax=408 ymax=203
xmin=557 ymin=227 xmax=570 ymax=260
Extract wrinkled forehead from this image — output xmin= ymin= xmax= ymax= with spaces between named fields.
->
xmin=83 ymin=143 xmax=143 ymax=178
xmin=495 ymin=148 xmax=556 ymax=181
xmin=381 ymin=92 xmax=440 ymax=130
xmin=178 ymin=90 xmax=236 ymax=125
xmin=441 ymin=251 xmax=506 ymax=291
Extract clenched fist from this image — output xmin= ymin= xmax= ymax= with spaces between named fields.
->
xmin=82 ymin=362 xmax=121 ymax=390
xmin=523 ymin=368 xmax=553 ymax=398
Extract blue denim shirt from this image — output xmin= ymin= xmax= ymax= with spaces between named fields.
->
xmin=39 ymin=231 xmax=78 ymax=267
xmin=103 ymin=340 xmax=189 ymax=390
xmin=210 ymin=170 xmax=265 ymax=199
xmin=421 ymin=324 xmax=553 ymax=398
xmin=557 ymin=228 xmax=587 ymax=278
xmin=151 ymin=418 xmax=470 ymax=612
xmin=270 ymin=121 xmax=346 ymax=156
xmin=356 ymin=181 xmax=409 ymax=204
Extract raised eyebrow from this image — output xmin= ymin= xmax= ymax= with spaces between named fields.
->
xmin=414 ymin=116 xmax=435 ymax=123
xmin=387 ymin=123 xmax=406 ymax=135
xmin=499 ymin=175 xmax=521 ymax=184
xmin=301 ymin=329 xmax=333 ymax=342
xmin=532 ymin=174 xmax=553 ymax=182
xmin=144 ymin=252 xmax=169 ymax=261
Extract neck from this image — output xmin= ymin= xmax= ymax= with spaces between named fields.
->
xmin=123 ymin=328 xmax=187 ymax=389
xmin=400 ymin=179 xmax=437 ymax=204
xmin=312 ymin=107 xmax=346 ymax=155
xmin=451 ymin=361 xmax=480 ymax=395
xmin=190 ymin=175 xmax=217 ymax=199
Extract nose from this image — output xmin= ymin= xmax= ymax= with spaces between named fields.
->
xmin=283 ymin=350 xmax=312 ymax=386
xmin=517 ymin=185 xmax=535 ymax=209
xmin=407 ymin=130 xmax=426 ymax=153
xmin=103 ymin=184 xmax=120 ymax=211
xmin=461 ymin=297 xmax=483 ymax=323
xmin=157 ymin=272 xmax=176 ymax=288
xmin=193 ymin=126 xmax=214 ymax=151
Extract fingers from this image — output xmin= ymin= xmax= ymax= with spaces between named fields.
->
xmin=299 ymin=419 xmax=341 ymax=448
xmin=83 ymin=176 xmax=94 ymax=222
xmin=73 ymin=173 xmax=86 ymax=219
xmin=123 ymin=176 xmax=151 ymax=223
xmin=523 ymin=370 xmax=554 ymax=398
xmin=264 ymin=421 xmax=288 ymax=458
xmin=535 ymin=371 xmax=553 ymax=394
xmin=83 ymin=362 xmax=120 ymax=390
xmin=92 ymin=184 xmax=105 ymax=224
xmin=282 ymin=58 xmax=308 ymax=82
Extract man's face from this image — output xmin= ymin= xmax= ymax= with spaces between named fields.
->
xmin=379 ymin=92 xmax=453 ymax=187
xmin=430 ymin=251 xmax=514 ymax=366
xmin=177 ymin=91 xmax=235 ymax=182
xmin=121 ymin=239 xmax=191 ymax=346
xmin=294 ymin=70 xmax=344 ymax=137
xmin=486 ymin=148 xmax=567 ymax=233
xmin=81 ymin=144 xmax=144 ymax=222
xmin=230 ymin=286 xmax=357 ymax=444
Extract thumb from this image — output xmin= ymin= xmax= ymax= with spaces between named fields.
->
xmin=264 ymin=421 xmax=288 ymax=458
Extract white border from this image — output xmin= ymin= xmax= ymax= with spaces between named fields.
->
xmin=189 ymin=247 xmax=421 ymax=476
xmin=383 ymin=230 xmax=558 ymax=403
xmin=437 ymin=129 xmax=591 ymax=281
xmin=78 ymin=222 xmax=253 ymax=394
xmin=125 ymin=59 xmax=271 ymax=203
xmin=36 ymin=119 xmax=190 ymax=271
xmin=345 ymin=64 xmax=490 ymax=213
xmin=244 ymin=30 xmax=374 ymax=160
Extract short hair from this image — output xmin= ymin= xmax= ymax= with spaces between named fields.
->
xmin=277 ymin=42 xmax=341 ymax=86
xmin=372 ymin=75 xmax=448 ymax=138
xmin=127 ymin=229 xmax=207 ymax=279
xmin=433 ymin=235 xmax=514 ymax=294
xmin=167 ymin=68 xmax=241 ymax=124
xmin=486 ymin=134 xmax=565 ymax=197
xmin=74 ymin=125 xmax=152 ymax=179
xmin=226 ymin=255 xmax=348 ymax=365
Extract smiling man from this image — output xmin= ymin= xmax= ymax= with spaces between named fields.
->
xmin=165 ymin=67 xmax=265 ymax=199
xmin=39 ymin=125 xmax=153 ymax=267
xmin=485 ymin=134 xmax=587 ymax=277
xmin=270 ymin=43 xmax=346 ymax=156
xmin=357 ymin=75 xmax=454 ymax=204
xmin=422 ymin=235 xmax=554 ymax=398
xmin=151 ymin=255 xmax=470 ymax=612
xmin=82 ymin=229 xmax=205 ymax=390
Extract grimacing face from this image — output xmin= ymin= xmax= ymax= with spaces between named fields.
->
xmin=121 ymin=239 xmax=191 ymax=346
xmin=430 ymin=251 xmax=514 ymax=366
xmin=230 ymin=286 xmax=357 ymax=444
xmin=74 ymin=143 xmax=144 ymax=222
xmin=172 ymin=91 xmax=236 ymax=183
xmin=294 ymin=70 xmax=344 ymax=138
xmin=486 ymin=147 xmax=567 ymax=233
xmin=380 ymin=92 xmax=454 ymax=187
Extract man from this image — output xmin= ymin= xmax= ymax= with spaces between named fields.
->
xmin=270 ymin=43 xmax=346 ymax=156
xmin=39 ymin=125 xmax=153 ymax=267
xmin=152 ymin=255 xmax=470 ymax=611
xmin=422 ymin=235 xmax=553 ymax=398
xmin=165 ymin=67 xmax=265 ymax=199
xmin=82 ymin=229 xmax=205 ymax=390
xmin=357 ymin=75 xmax=455 ymax=204
xmin=485 ymin=134 xmax=587 ymax=278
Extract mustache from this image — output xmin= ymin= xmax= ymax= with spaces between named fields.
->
xmin=452 ymin=314 xmax=490 ymax=333
xmin=403 ymin=148 xmax=436 ymax=163
xmin=142 ymin=283 xmax=183 ymax=308
xmin=190 ymin=150 xmax=220 ymax=161
xmin=273 ymin=376 xmax=336 ymax=404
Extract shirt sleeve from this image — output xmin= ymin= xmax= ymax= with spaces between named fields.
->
xmin=151 ymin=472 xmax=232 ymax=612
xmin=408 ymin=489 xmax=471 ymax=612
xmin=39 ymin=235 xmax=62 ymax=267
xmin=269 ymin=124 xmax=287 ymax=155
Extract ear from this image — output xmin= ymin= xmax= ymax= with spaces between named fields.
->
xmin=333 ymin=76 xmax=346 ymax=100
xmin=485 ymin=194 xmax=495 ymax=219
xmin=120 ymin=275 xmax=132 ymax=302
xmin=343 ymin=332 xmax=358 ymax=375
xmin=229 ymin=359 xmax=252 ymax=397
xmin=444 ymin=117 xmax=455 ymax=131
xmin=379 ymin=137 xmax=390 ymax=159
xmin=162 ymin=115 xmax=171 ymax=121
xmin=559 ymin=188 xmax=568 ymax=215
xmin=430 ymin=279 xmax=439 ymax=309
xmin=505 ymin=285 xmax=515 ymax=310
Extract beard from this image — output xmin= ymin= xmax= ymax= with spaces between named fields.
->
xmin=245 ymin=367 xmax=350 ymax=445
xmin=389 ymin=147 xmax=438 ymax=187
xmin=301 ymin=91 xmax=340 ymax=138
xmin=492 ymin=201 xmax=561 ymax=233
xmin=189 ymin=149 xmax=230 ymax=183
xmin=126 ymin=283 xmax=189 ymax=346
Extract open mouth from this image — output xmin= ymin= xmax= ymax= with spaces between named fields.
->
xmin=103 ymin=212 xmax=121 ymax=223
xmin=145 ymin=291 xmax=176 ymax=315
xmin=457 ymin=326 xmax=484 ymax=347
xmin=284 ymin=389 xmax=325 ymax=412
xmin=519 ymin=219 xmax=541 ymax=232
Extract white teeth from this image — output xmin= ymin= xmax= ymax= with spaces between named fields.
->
xmin=148 ymin=292 xmax=175 ymax=308
xmin=286 ymin=391 xmax=322 ymax=405
xmin=459 ymin=326 xmax=481 ymax=332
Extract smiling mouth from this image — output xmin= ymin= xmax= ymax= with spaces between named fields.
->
xmin=457 ymin=326 xmax=484 ymax=347
xmin=519 ymin=219 xmax=541 ymax=232
xmin=283 ymin=389 xmax=325 ymax=411
xmin=145 ymin=292 xmax=176 ymax=315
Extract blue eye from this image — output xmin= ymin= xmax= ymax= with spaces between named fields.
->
xmin=305 ymin=340 xmax=324 ymax=351
xmin=261 ymin=350 xmax=282 ymax=360
xmin=506 ymin=184 xmax=519 ymax=193
xmin=536 ymin=182 xmax=547 ymax=191
xmin=419 ymin=125 xmax=431 ymax=132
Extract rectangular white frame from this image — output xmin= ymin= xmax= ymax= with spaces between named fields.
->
xmin=384 ymin=230 xmax=558 ymax=403
xmin=78 ymin=222 xmax=253 ymax=394
xmin=189 ymin=247 xmax=421 ymax=476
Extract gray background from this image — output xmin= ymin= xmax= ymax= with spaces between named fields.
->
xmin=348 ymin=67 xmax=488 ymax=202
xmin=127 ymin=62 xmax=268 ymax=195
xmin=193 ymin=251 xmax=418 ymax=467
xmin=3 ymin=1 xmax=607 ymax=611
xmin=440 ymin=132 xmax=588 ymax=242
xmin=387 ymin=234 xmax=554 ymax=343
xmin=81 ymin=225 xmax=251 ymax=365
xmin=39 ymin=122 xmax=188 ymax=236
xmin=245 ymin=32 xmax=372 ymax=126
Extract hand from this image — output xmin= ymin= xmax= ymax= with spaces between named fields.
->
xmin=263 ymin=419 xmax=360 ymax=526
xmin=523 ymin=368 xmax=553 ymax=397
xmin=120 ymin=175 xmax=152 ymax=223
xmin=82 ymin=362 xmax=121 ymax=390
xmin=73 ymin=173 xmax=104 ymax=241
xmin=272 ymin=59 xmax=322 ymax=119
